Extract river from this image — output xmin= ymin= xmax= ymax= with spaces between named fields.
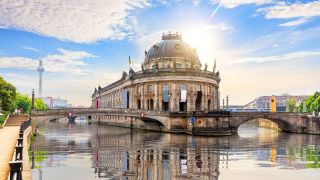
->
xmin=30 ymin=118 xmax=320 ymax=180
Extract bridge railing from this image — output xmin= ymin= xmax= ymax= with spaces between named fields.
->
xmin=32 ymin=108 xmax=233 ymax=117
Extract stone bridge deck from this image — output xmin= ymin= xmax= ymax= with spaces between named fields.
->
xmin=30 ymin=108 xmax=320 ymax=136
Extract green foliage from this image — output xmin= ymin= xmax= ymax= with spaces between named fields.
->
xmin=305 ymin=147 xmax=320 ymax=168
xmin=0 ymin=111 xmax=9 ymax=126
xmin=304 ymin=92 xmax=320 ymax=114
xmin=0 ymin=76 xmax=17 ymax=112
xmin=15 ymin=93 xmax=32 ymax=113
xmin=14 ymin=94 xmax=48 ymax=113
xmin=29 ymin=150 xmax=47 ymax=163
xmin=286 ymin=98 xmax=297 ymax=112
xmin=34 ymin=98 xmax=48 ymax=111
xmin=297 ymin=102 xmax=304 ymax=113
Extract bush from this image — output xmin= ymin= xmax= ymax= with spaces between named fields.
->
xmin=0 ymin=111 xmax=10 ymax=126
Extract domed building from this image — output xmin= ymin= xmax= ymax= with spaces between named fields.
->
xmin=92 ymin=32 xmax=221 ymax=113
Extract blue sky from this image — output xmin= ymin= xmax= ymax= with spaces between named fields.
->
xmin=0 ymin=0 xmax=319 ymax=106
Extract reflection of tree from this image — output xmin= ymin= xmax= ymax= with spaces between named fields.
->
xmin=306 ymin=147 xmax=320 ymax=168
xmin=286 ymin=145 xmax=320 ymax=169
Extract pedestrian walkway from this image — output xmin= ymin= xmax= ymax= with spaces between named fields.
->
xmin=0 ymin=115 xmax=28 ymax=180
xmin=0 ymin=126 xmax=20 ymax=180
xmin=5 ymin=115 xmax=28 ymax=126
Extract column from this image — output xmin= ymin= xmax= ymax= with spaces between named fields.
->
xmin=154 ymin=82 xmax=159 ymax=111
xmin=159 ymin=83 xmax=163 ymax=112
xmin=203 ymin=83 xmax=208 ymax=111
xmin=189 ymin=82 xmax=196 ymax=111
xmin=217 ymin=89 xmax=220 ymax=110
xmin=141 ymin=83 xmax=144 ymax=110
xmin=130 ymin=86 xmax=134 ymax=109
xmin=170 ymin=82 xmax=177 ymax=112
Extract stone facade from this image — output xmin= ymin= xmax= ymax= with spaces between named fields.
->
xmin=91 ymin=32 xmax=220 ymax=113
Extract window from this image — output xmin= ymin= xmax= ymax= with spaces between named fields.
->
xmin=152 ymin=64 xmax=157 ymax=69
xmin=207 ymin=86 xmax=212 ymax=94
xmin=148 ymin=85 xmax=153 ymax=93
xmin=196 ymin=85 xmax=201 ymax=91
xmin=176 ymin=63 xmax=182 ymax=68
xmin=181 ymin=84 xmax=186 ymax=91
xmin=163 ymin=84 xmax=169 ymax=92
xmin=137 ymin=86 xmax=141 ymax=94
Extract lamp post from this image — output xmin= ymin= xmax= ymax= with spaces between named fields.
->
xmin=29 ymin=89 xmax=35 ymax=120
xmin=31 ymin=89 xmax=35 ymax=110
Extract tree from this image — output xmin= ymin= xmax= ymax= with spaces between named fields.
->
xmin=297 ymin=102 xmax=304 ymax=113
xmin=35 ymin=98 xmax=48 ymax=111
xmin=15 ymin=94 xmax=48 ymax=113
xmin=15 ymin=93 xmax=32 ymax=113
xmin=305 ymin=92 xmax=320 ymax=115
xmin=0 ymin=76 xmax=16 ymax=112
xmin=286 ymin=98 xmax=297 ymax=112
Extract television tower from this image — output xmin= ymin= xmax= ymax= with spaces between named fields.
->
xmin=37 ymin=60 xmax=44 ymax=97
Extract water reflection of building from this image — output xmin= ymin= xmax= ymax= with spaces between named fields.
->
xmin=92 ymin=127 xmax=229 ymax=179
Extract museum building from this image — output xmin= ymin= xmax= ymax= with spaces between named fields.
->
xmin=92 ymin=32 xmax=221 ymax=113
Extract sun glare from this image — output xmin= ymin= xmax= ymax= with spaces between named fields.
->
xmin=181 ymin=24 xmax=218 ymax=66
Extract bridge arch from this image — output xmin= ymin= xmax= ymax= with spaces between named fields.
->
xmin=137 ymin=116 xmax=167 ymax=127
xmin=232 ymin=116 xmax=294 ymax=132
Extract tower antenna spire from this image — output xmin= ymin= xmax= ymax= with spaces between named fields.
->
xmin=37 ymin=42 xmax=45 ymax=97
xmin=213 ymin=58 xmax=216 ymax=73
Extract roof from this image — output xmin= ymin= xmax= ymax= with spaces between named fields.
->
xmin=144 ymin=33 xmax=200 ymax=63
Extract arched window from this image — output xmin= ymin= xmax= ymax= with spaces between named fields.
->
xmin=137 ymin=86 xmax=141 ymax=94
xmin=152 ymin=64 xmax=157 ymax=69
xmin=207 ymin=86 xmax=212 ymax=94
xmin=148 ymin=85 xmax=153 ymax=93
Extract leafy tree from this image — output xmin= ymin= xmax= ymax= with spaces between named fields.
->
xmin=15 ymin=93 xmax=32 ymax=113
xmin=0 ymin=76 xmax=16 ymax=112
xmin=286 ymin=98 xmax=297 ymax=112
xmin=304 ymin=92 xmax=320 ymax=115
xmin=15 ymin=94 xmax=48 ymax=113
xmin=297 ymin=102 xmax=304 ymax=113
xmin=34 ymin=98 xmax=48 ymax=111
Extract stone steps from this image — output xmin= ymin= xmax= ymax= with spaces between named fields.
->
xmin=5 ymin=115 xmax=29 ymax=126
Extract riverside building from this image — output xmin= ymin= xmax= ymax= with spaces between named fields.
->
xmin=92 ymin=32 xmax=221 ymax=113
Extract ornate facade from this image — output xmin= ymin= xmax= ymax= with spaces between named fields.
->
xmin=92 ymin=32 xmax=221 ymax=112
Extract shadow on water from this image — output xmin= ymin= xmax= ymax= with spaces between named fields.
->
xmin=30 ymin=119 xmax=320 ymax=180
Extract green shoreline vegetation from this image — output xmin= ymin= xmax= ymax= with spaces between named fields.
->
xmin=0 ymin=76 xmax=48 ymax=126
xmin=286 ymin=92 xmax=320 ymax=114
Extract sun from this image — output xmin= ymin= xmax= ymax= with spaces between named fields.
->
xmin=181 ymin=24 xmax=218 ymax=66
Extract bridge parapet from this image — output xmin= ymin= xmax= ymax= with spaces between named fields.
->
xmin=230 ymin=112 xmax=309 ymax=117
xmin=31 ymin=108 xmax=144 ymax=116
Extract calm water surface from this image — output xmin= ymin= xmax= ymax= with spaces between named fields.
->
xmin=30 ymin=119 xmax=320 ymax=180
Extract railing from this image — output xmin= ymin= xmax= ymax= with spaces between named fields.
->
xmin=9 ymin=119 xmax=31 ymax=180
xmin=32 ymin=107 xmax=234 ymax=117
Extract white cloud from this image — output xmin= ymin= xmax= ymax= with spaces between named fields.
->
xmin=192 ymin=0 xmax=201 ymax=6
xmin=230 ymin=51 xmax=320 ymax=64
xmin=259 ymin=1 xmax=320 ymax=19
xmin=0 ymin=0 xmax=149 ymax=43
xmin=211 ymin=0 xmax=273 ymax=8
xmin=0 ymin=57 xmax=37 ymax=69
xmin=22 ymin=46 xmax=40 ymax=52
xmin=0 ymin=49 xmax=96 ymax=75
xmin=278 ymin=18 xmax=310 ymax=27
xmin=257 ymin=1 xmax=320 ymax=26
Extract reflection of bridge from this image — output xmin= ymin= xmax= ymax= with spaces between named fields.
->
xmin=31 ymin=108 xmax=320 ymax=136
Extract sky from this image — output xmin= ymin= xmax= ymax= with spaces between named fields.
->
xmin=0 ymin=0 xmax=319 ymax=106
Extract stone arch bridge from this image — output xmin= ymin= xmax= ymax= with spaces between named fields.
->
xmin=30 ymin=108 xmax=320 ymax=136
